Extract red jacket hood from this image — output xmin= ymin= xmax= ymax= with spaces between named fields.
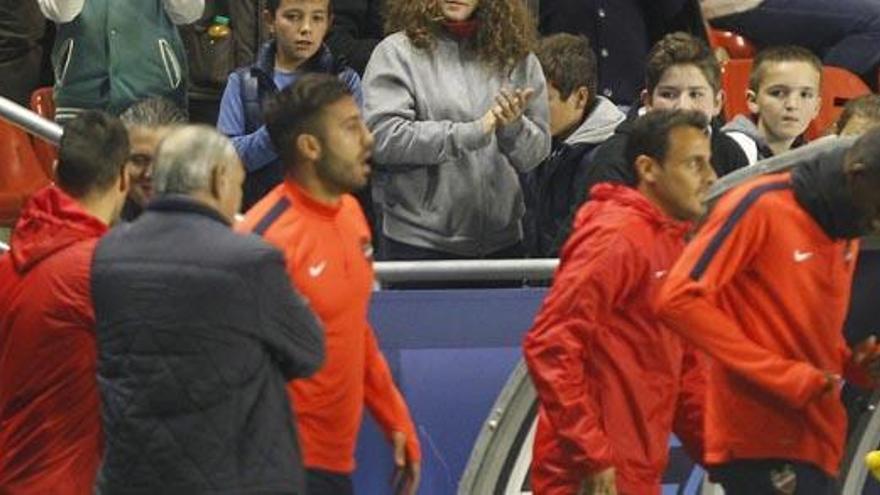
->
xmin=10 ymin=186 xmax=107 ymax=273
xmin=576 ymin=182 xmax=691 ymax=237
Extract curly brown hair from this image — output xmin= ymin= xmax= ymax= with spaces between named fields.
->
xmin=384 ymin=0 xmax=537 ymax=71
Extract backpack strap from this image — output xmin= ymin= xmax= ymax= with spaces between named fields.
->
xmin=239 ymin=67 xmax=263 ymax=134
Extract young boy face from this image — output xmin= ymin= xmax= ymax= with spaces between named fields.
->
xmin=646 ymin=64 xmax=723 ymax=122
xmin=269 ymin=0 xmax=331 ymax=68
xmin=547 ymin=83 xmax=587 ymax=137
xmin=748 ymin=61 xmax=821 ymax=143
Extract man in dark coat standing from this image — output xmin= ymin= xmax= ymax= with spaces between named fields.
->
xmin=91 ymin=125 xmax=325 ymax=495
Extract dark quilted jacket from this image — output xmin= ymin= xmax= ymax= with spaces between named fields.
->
xmin=91 ymin=196 xmax=324 ymax=495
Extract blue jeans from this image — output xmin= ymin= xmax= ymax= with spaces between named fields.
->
xmin=713 ymin=0 xmax=880 ymax=83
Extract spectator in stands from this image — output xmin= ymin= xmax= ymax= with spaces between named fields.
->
xmin=0 ymin=111 xmax=130 ymax=494
xmin=37 ymin=0 xmax=203 ymax=123
xmin=656 ymin=129 xmax=880 ymax=495
xmin=364 ymin=0 xmax=550 ymax=260
xmin=703 ymin=0 xmax=880 ymax=91
xmin=524 ymin=110 xmax=714 ymax=495
xmin=91 ymin=125 xmax=324 ymax=494
xmin=218 ymin=0 xmax=361 ymax=211
xmin=325 ymin=0 xmax=384 ymax=75
xmin=0 ymin=0 xmax=46 ymax=106
xmin=521 ymin=33 xmax=624 ymax=258
xmin=581 ymin=32 xmax=748 ymax=203
xmin=723 ymin=45 xmax=822 ymax=164
xmin=539 ymin=0 xmax=706 ymax=107
xmin=119 ymin=97 xmax=187 ymax=221
xmin=835 ymin=94 xmax=880 ymax=137
xmin=239 ymin=74 xmax=421 ymax=495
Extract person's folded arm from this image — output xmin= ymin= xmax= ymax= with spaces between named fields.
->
xmin=496 ymin=54 xmax=551 ymax=173
xmin=217 ymin=72 xmax=280 ymax=173
xmin=363 ymin=40 xmax=494 ymax=167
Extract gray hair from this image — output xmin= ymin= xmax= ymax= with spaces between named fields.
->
xmin=120 ymin=97 xmax=187 ymax=127
xmin=153 ymin=125 xmax=238 ymax=196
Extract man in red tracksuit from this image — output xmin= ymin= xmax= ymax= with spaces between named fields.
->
xmin=656 ymin=130 xmax=880 ymax=494
xmin=238 ymin=73 xmax=420 ymax=495
xmin=0 ymin=112 xmax=130 ymax=494
xmin=524 ymin=109 xmax=717 ymax=495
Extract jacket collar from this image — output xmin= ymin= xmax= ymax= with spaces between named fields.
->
xmin=588 ymin=183 xmax=692 ymax=235
xmin=791 ymin=147 xmax=865 ymax=239
xmin=146 ymin=195 xmax=232 ymax=226
xmin=253 ymin=40 xmax=339 ymax=77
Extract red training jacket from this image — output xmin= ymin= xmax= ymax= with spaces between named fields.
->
xmin=0 ymin=186 xmax=107 ymax=494
xmin=238 ymin=181 xmax=420 ymax=473
xmin=655 ymin=172 xmax=859 ymax=476
xmin=524 ymin=184 xmax=706 ymax=495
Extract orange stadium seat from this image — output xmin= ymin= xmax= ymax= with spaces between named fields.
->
xmin=709 ymin=29 xmax=757 ymax=59
xmin=721 ymin=60 xmax=871 ymax=141
xmin=0 ymin=119 xmax=51 ymax=226
xmin=29 ymin=86 xmax=58 ymax=178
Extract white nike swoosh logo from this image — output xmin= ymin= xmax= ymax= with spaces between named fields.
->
xmin=308 ymin=261 xmax=327 ymax=277
xmin=654 ymin=270 xmax=668 ymax=279
xmin=793 ymin=250 xmax=814 ymax=262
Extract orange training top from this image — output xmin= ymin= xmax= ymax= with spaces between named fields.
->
xmin=656 ymin=172 xmax=859 ymax=476
xmin=238 ymin=180 xmax=420 ymax=473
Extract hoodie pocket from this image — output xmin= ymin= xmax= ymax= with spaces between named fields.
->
xmin=158 ymin=39 xmax=183 ymax=89
xmin=54 ymin=38 xmax=75 ymax=87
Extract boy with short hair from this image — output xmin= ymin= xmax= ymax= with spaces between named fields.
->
xmin=521 ymin=33 xmax=625 ymax=257
xmin=218 ymin=0 xmax=361 ymax=210
xmin=585 ymin=32 xmax=749 ymax=196
xmin=723 ymin=45 xmax=823 ymax=163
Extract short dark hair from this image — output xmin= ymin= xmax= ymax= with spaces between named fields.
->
xmin=645 ymin=32 xmax=721 ymax=94
xmin=120 ymin=97 xmax=187 ymax=127
xmin=56 ymin=111 xmax=129 ymax=198
xmin=749 ymin=45 xmax=823 ymax=93
xmin=537 ymin=33 xmax=598 ymax=103
xmin=264 ymin=73 xmax=351 ymax=166
xmin=625 ymin=109 xmax=708 ymax=185
xmin=266 ymin=0 xmax=333 ymax=16
xmin=846 ymin=125 xmax=880 ymax=173
xmin=836 ymin=94 xmax=880 ymax=133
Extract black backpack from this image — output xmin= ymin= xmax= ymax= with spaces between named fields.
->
xmin=179 ymin=0 xmax=269 ymax=121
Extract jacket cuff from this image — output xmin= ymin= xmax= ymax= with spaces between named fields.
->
xmin=455 ymin=119 xmax=493 ymax=151
xmin=496 ymin=119 xmax=525 ymax=144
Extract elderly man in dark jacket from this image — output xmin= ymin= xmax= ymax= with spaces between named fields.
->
xmin=91 ymin=125 xmax=324 ymax=495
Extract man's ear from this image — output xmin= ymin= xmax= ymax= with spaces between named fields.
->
xmin=713 ymin=89 xmax=725 ymax=119
xmin=641 ymin=89 xmax=652 ymax=111
xmin=634 ymin=154 xmax=659 ymax=185
xmin=263 ymin=9 xmax=276 ymax=35
xmin=211 ymin=163 xmax=227 ymax=200
xmin=118 ymin=163 xmax=131 ymax=195
xmin=296 ymin=133 xmax=322 ymax=163
xmin=746 ymin=89 xmax=759 ymax=115
xmin=574 ymin=86 xmax=590 ymax=110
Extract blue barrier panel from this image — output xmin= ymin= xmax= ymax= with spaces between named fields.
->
xmin=352 ymin=287 xmax=703 ymax=494
xmin=354 ymin=288 xmax=546 ymax=494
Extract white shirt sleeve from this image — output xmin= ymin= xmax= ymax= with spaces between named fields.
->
xmin=37 ymin=0 xmax=86 ymax=23
xmin=162 ymin=0 xmax=205 ymax=25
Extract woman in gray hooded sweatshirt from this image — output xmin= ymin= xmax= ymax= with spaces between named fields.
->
xmin=363 ymin=0 xmax=550 ymax=260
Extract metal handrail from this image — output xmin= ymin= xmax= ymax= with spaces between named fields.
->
xmin=374 ymin=259 xmax=558 ymax=283
xmin=0 ymin=96 xmax=62 ymax=145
